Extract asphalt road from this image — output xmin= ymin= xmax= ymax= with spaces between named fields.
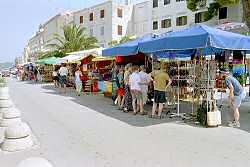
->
xmin=0 ymin=79 xmax=250 ymax=167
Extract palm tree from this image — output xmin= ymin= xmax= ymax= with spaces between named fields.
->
xmin=108 ymin=35 xmax=135 ymax=47
xmin=46 ymin=24 xmax=99 ymax=54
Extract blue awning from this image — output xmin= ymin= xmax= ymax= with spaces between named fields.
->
xmin=138 ymin=25 xmax=250 ymax=53
xmin=102 ymin=33 xmax=158 ymax=56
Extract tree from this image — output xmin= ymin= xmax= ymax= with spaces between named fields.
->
xmin=108 ymin=35 xmax=135 ymax=47
xmin=187 ymin=0 xmax=250 ymax=29
xmin=46 ymin=24 xmax=99 ymax=55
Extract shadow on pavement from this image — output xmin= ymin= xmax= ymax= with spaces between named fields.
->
xmin=41 ymin=84 xmax=250 ymax=131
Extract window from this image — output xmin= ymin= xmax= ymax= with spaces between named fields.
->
xmin=80 ymin=16 xmax=84 ymax=24
xmin=100 ymin=26 xmax=104 ymax=36
xmin=89 ymin=13 xmax=94 ymax=21
xmin=153 ymin=21 xmax=158 ymax=30
xmin=100 ymin=10 xmax=105 ymax=18
xmin=176 ymin=0 xmax=184 ymax=2
xmin=219 ymin=7 xmax=227 ymax=20
xmin=176 ymin=16 xmax=187 ymax=26
xmin=153 ymin=0 xmax=158 ymax=8
xmin=195 ymin=12 xmax=206 ymax=23
xmin=117 ymin=8 xmax=123 ymax=18
xmin=118 ymin=25 xmax=122 ymax=35
xmin=161 ymin=19 xmax=171 ymax=28
xmin=164 ymin=0 xmax=170 ymax=5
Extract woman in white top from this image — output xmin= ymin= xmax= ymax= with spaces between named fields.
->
xmin=75 ymin=66 xmax=83 ymax=96
xmin=59 ymin=64 xmax=68 ymax=93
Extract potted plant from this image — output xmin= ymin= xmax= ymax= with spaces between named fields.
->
xmin=0 ymin=76 xmax=9 ymax=100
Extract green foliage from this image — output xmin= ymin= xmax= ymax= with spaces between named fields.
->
xmin=187 ymin=0 xmax=240 ymax=21
xmin=46 ymin=24 xmax=99 ymax=56
xmin=40 ymin=50 xmax=65 ymax=59
xmin=108 ymin=35 xmax=135 ymax=47
xmin=0 ymin=76 xmax=7 ymax=87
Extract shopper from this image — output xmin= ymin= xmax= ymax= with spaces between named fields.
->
xmin=59 ymin=64 xmax=68 ymax=94
xmin=52 ymin=68 xmax=59 ymax=87
xmin=220 ymin=68 xmax=246 ymax=128
xmin=150 ymin=63 xmax=172 ymax=119
xmin=123 ymin=63 xmax=133 ymax=112
xmin=75 ymin=66 xmax=83 ymax=96
xmin=117 ymin=68 xmax=125 ymax=110
xmin=111 ymin=65 xmax=119 ymax=105
xmin=139 ymin=65 xmax=151 ymax=112
xmin=129 ymin=65 xmax=143 ymax=115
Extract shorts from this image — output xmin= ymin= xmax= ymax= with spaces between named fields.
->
xmin=154 ymin=90 xmax=166 ymax=104
xmin=75 ymin=81 xmax=82 ymax=91
xmin=53 ymin=76 xmax=59 ymax=81
xmin=233 ymin=90 xmax=246 ymax=108
xmin=117 ymin=88 xmax=125 ymax=96
xmin=142 ymin=91 xmax=148 ymax=105
xmin=131 ymin=90 xmax=143 ymax=102
xmin=59 ymin=76 xmax=67 ymax=86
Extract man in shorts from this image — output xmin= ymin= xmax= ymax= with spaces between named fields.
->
xmin=129 ymin=65 xmax=144 ymax=115
xmin=220 ymin=68 xmax=246 ymax=128
xmin=150 ymin=63 xmax=172 ymax=119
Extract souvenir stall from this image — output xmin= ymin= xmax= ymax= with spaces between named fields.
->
xmin=138 ymin=24 xmax=250 ymax=127
xmin=92 ymin=57 xmax=114 ymax=94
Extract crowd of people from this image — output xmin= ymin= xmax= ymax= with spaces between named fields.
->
xmin=111 ymin=63 xmax=172 ymax=119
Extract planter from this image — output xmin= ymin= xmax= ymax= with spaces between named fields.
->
xmin=0 ymin=86 xmax=9 ymax=100
xmin=17 ymin=157 xmax=53 ymax=167
xmin=3 ymin=107 xmax=21 ymax=119
xmin=0 ymin=117 xmax=22 ymax=127
xmin=0 ymin=99 xmax=12 ymax=108
xmin=5 ymin=122 xmax=31 ymax=139
xmin=1 ymin=135 xmax=33 ymax=152
xmin=207 ymin=112 xmax=218 ymax=127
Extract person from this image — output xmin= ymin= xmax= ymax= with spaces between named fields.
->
xmin=52 ymin=68 xmax=59 ymax=87
xmin=111 ymin=65 xmax=119 ymax=105
xmin=75 ymin=66 xmax=83 ymax=96
xmin=220 ymin=68 xmax=246 ymax=128
xmin=116 ymin=68 xmax=125 ymax=110
xmin=129 ymin=65 xmax=144 ymax=115
xmin=123 ymin=63 xmax=133 ymax=112
xmin=150 ymin=63 xmax=172 ymax=119
xmin=139 ymin=65 xmax=151 ymax=112
xmin=59 ymin=64 xmax=68 ymax=93
xmin=34 ymin=66 xmax=38 ymax=82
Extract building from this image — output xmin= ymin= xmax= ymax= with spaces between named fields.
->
xmin=73 ymin=0 xmax=133 ymax=48
xmin=26 ymin=12 xmax=73 ymax=62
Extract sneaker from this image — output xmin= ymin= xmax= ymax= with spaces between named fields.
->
xmin=228 ymin=121 xmax=240 ymax=128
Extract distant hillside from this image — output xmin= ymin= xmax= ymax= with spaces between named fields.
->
xmin=0 ymin=62 xmax=13 ymax=70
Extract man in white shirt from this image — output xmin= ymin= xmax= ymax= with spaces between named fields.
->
xmin=139 ymin=65 xmax=150 ymax=105
xmin=59 ymin=64 xmax=68 ymax=93
xmin=129 ymin=65 xmax=143 ymax=115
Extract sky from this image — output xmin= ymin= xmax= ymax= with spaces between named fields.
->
xmin=0 ymin=0 xmax=142 ymax=63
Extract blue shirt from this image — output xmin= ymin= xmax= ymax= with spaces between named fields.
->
xmin=226 ymin=75 xmax=243 ymax=96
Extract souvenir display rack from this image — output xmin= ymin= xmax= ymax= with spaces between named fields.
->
xmin=44 ymin=65 xmax=53 ymax=82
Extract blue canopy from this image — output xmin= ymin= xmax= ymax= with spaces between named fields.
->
xmin=139 ymin=25 xmax=250 ymax=53
xmin=102 ymin=33 xmax=158 ymax=56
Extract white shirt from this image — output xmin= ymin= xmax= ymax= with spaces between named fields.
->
xmin=52 ymin=71 xmax=57 ymax=77
xmin=75 ymin=71 xmax=81 ymax=83
xmin=139 ymin=71 xmax=150 ymax=92
xmin=59 ymin=67 xmax=68 ymax=76
xmin=129 ymin=72 xmax=141 ymax=91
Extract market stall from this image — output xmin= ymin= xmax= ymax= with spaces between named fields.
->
xmin=138 ymin=24 xmax=250 ymax=126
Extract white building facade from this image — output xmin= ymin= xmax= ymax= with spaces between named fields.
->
xmin=73 ymin=0 xmax=133 ymax=48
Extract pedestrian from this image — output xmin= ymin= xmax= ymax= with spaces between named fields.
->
xmin=139 ymin=65 xmax=151 ymax=113
xmin=150 ymin=63 xmax=172 ymax=119
xmin=59 ymin=64 xmax=68 ymax=94
xmin=220 ymin=68 xmax=246 ymax=128
xmin=123 ymin=63 xmax=133 ymax=112
xmin=129 ymin=65 xmax=143 ymax=115
xmin=75 ymin=66 xmax=83 ymax=96
xmin=34 ymin=66 xmax=38 ymax=82
xmin=52 ymin=68 xmax=59 ymax=87
xmin=111 ymin=65 xmax=119 ymax=105
xmin=117 ymin=68 xmax=125 ymax=110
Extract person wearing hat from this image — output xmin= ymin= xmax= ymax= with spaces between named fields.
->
xmin=220 ymin=68 xmax=246 ymax=128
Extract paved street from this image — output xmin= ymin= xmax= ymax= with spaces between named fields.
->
xmin=1 ymin=79 xmax=250 ymax=167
